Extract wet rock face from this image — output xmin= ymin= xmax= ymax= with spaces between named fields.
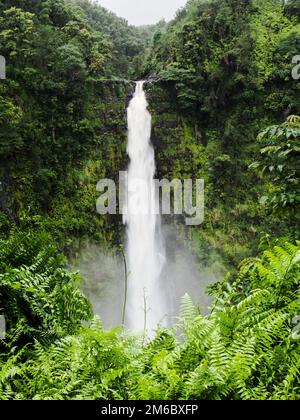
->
xmin=145 ymin=83 xmax=201 ymax=182
xmin=146 ymin=83 xmax=184 ymax=176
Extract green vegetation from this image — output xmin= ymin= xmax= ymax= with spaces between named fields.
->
xmin=0 ymin=232 xmax=299 ymax=399
xmin=251 ymin=115 xmax=300 ymax=217
xmin=146 ymin=0 xmax=300 ymax=268
xmin=0 ymin=0 xmax=299 ymax=400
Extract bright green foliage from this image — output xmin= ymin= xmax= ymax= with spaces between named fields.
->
xmin=251 ymin=115 xmax=300 ymax=216
xmin=0 ymin=234 xmax=299 ymax=400
xmin=134 ymin=241 xmax=300 ymax=400
xmin=0 ymin=231 xmax=92 ymax=348
xmin=7 ymin=324 xmax=140 ymax=400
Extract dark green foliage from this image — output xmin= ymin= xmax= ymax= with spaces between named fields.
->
xmin=0 ymin=231 xmax=92 ymax=349
xmin=0 ymin=0 xmax=141 ymax=251
xmin=285 ymin=0 xmax=300 ymax=20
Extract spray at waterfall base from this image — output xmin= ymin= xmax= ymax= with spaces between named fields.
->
xmin=95 ymin=174 xmax=207 ymax=333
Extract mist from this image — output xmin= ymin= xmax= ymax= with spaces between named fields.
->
xmin=72 ymin=225 xmax=225 ymax=331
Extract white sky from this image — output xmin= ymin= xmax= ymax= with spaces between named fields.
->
xmin=97 ymin=0 xmax=188 ymax=26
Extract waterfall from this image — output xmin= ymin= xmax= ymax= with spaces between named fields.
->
xmin=123 ymin=81 xmax=166 ymax=334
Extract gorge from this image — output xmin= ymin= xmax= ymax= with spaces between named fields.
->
xmin=0 ymin=0 xmax=299 ymax=401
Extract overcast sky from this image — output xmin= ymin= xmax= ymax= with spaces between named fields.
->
xmin=97 ymin=0 xmax=188 ymax=26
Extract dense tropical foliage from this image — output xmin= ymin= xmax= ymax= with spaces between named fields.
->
xmin=0 ymin=232 xmax=299 ymax=399
xmin=0 ymin=0 xmax=299 ymax=400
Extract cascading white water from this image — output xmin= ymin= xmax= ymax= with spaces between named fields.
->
xmin=123 ymin=81 xmax=166 ymax=333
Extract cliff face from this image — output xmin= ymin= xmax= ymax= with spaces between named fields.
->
xmin=146 ymin=83 xmax=204 ymax=182
xmin=0 ymin=79 xmax=289 ymax=266
xmin=144 ymin=82 xmax=286 ymax=269
xmin=0 ymin=80 xmax=256 ymax=265
xmin=0 ymin=82 xmax=133 ymax=249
